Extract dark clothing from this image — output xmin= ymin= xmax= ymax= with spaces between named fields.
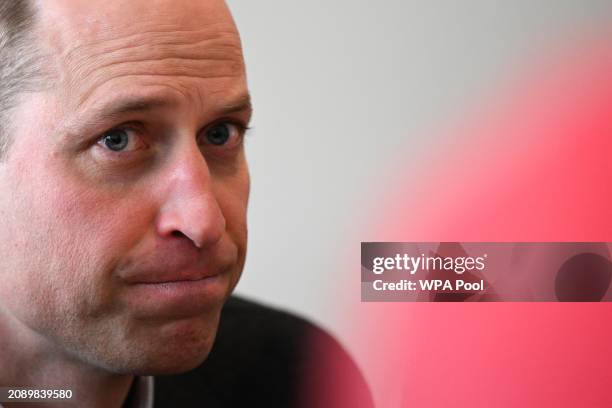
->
xmin=154 ymin=296 xmax=374 ymax=407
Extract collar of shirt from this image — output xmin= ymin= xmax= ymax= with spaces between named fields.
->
xmin=125 ymin=376 xmax=155 ymax=408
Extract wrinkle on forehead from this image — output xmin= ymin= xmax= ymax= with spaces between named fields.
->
xmin=65 ymin=27 xmax=244 ymax=108
xmin=35 ymin=0 xmax=245 ymax=110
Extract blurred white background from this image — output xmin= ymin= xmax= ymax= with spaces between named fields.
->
xmin=228 ymin=0 xmax=612 ymax=354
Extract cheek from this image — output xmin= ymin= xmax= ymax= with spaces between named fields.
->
xmin=0 ymin=178 xmax=94 ymax=325
xmin=214 ymin=167 xmax=249 ymax=246
xmin=212 ymin=166 xmax=249 ymax=291
xmin=0 ymin=160 xmax=153 ymax=323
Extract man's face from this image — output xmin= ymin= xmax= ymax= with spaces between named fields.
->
xmin=0 ymin=0 xmax=250 ymax=374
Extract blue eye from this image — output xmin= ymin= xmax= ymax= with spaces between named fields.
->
xmin=100 ymin=129 xmax=130 ymax=151
xmin=204 ymin=123 xmax=241 ymax=146
xmin=97 ymin=127 xmax=146 ymax=153
xmin=206 ymin=123 xmax=230 ymax=145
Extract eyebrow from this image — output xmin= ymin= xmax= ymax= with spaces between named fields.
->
xmin=93 ymin=92 xmax=252 ymax=122
xmin=99 ymin=97 xmax=172 ymax=119
xmin=217 ymin=93 xmax=252 ymax=117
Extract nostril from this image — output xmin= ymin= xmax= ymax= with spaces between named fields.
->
xmin=169 ymin=230 xmax=203 ymax=249
xmin=171 ymin=231 xmax=187 ymax=239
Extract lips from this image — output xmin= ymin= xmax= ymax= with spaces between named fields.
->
xmin=117 ymin=242 xmax=237 ymax=285
xmin=116 ymin=249 xmax=236 ymax=317
xmin=123 ymin=270 xmax=232 ymax=318
xmin=128 ymin=266 xmax=223 ymax=284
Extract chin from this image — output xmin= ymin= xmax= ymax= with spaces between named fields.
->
xmin=138 ymin=318 xmax=220 ymax=375
xmin=125 ymin=335 xmax=215 ymax=376
xmin=139 ymin=347 xmax=213 ymax=376
xmin=94 ymin=311 xmax=220 ymax=376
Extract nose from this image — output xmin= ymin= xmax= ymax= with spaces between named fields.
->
xmin=155 ymin=144 xmax=225 ymax=249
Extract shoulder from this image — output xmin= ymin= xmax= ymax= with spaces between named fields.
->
xmin=154 ymin=295 xmax=373 ymax=408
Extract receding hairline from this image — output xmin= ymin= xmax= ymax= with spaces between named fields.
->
xmin=0 ymin=0 xmax=51 ymax=160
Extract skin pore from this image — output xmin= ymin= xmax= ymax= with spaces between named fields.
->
xmin=0 ymin=0 xmax=251 ymax=407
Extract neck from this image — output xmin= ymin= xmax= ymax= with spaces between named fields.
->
xmin=0 ymin=308 xmax=134 ymax=408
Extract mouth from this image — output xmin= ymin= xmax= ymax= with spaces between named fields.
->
xmin=126 ymin=265 xmax=222 ymax=285
xmin=124 ymin=269 xmax=233 ymax=318
xmin=132 ymin=274 xmax=218 ymax=285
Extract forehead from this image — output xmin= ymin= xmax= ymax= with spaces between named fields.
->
xmin=35 ymin=0 xmax=245 ymax=111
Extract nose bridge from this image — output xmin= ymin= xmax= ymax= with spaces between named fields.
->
xmin=156 ymin=142 xmax=225 ymax=249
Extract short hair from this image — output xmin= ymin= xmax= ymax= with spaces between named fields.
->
xmin=0 ymin=0 xmax=46 ymax=159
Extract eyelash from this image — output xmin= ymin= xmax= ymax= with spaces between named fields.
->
xmin=198 ymin=119 xmax=250 ymax=148
xmin=95 ymin=119 xmax=250 ymax=156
